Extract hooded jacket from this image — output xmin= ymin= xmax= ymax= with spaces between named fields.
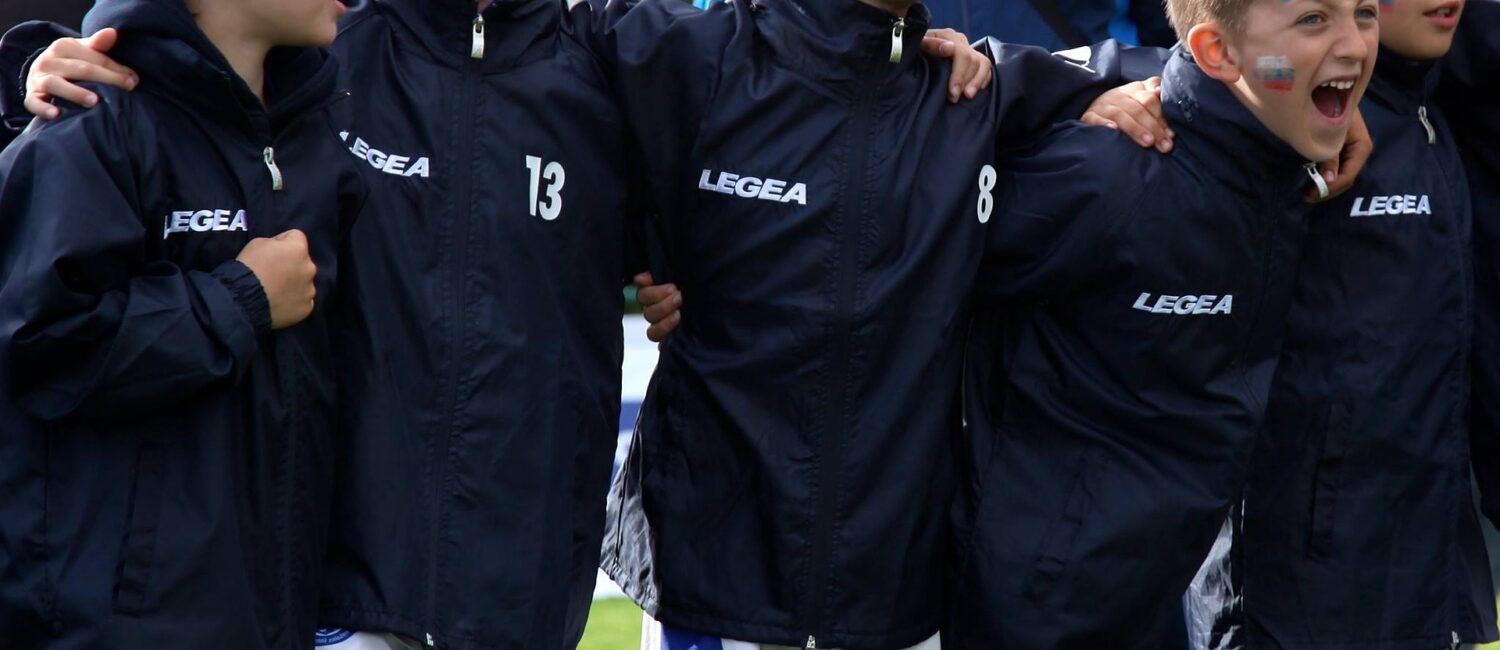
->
xmin=0 ymin=0 xmax=363 ymax=647
xmin=589 ymin=1 xmax=1126 ymax=647
xmin=949 ymin=46 xmax=1320 ymax=649
xmin=313 ymin=2 xmax=631 ymax=649
xmin=1183 ymin=46 xmax=1499 ymax=650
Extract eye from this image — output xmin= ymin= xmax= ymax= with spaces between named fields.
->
xmin=1355 ymin=5 xmax=1379 ymax=19
xmin=1296 ymin=12 xmax=1328 ymax=26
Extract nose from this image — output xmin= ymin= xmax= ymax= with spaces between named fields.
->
xmin=1330 ymin=12 xmax=1373 ymax=64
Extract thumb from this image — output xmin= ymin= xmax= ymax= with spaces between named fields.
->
xmin=85 ymin=28 xmax=120 ymax=53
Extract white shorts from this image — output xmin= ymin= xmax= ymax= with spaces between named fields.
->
xmin=640 ymin=613 xmax=942 ymax=650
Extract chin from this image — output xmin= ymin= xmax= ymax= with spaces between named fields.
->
xmin=1292 ymin=134 xmax=1345 ymax=165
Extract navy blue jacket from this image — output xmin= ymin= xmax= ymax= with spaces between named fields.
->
xmin=949 ymin=47 xmax=1318 ymax=649
xmin=1185 ymin=48 xmax=1500 ymax=650
xmin=1444 ymin=0 xmax=1500 ymax=544
xmin=590 ymin=1 xmax=1125 ymax=647
xmin=315 ymin=2 xmax=629 ymax=649
xmin=0 ymin=0 xmax=363 ymax=647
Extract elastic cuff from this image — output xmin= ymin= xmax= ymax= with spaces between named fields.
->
xmin=211 ymin=260 xmax=273 ymax=337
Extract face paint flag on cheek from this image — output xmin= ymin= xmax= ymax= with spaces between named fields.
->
xmin=1257 ymin=56 xmax=1296 ymax=92
xmin=1380 ymin=0 xmax=1396 ymax=13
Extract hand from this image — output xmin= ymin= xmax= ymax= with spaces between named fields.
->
xmin=237 ymin=230 xmax=318 ymax=330
xmin=25 ymin=28 xmax=139 ymax=120
xmin=1307 ymin=107 xmax=1371 ymax=203
xmin=1081 ymin=77 xmax=1174 ymax=153
xmin=634 ymin=272 xmax=682 ymax=343
xmin=921 ymin=29 xmax=993 ymax=103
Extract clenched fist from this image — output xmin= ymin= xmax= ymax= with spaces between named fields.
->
xmin=237 ymin=230 xmax=317 ymax=330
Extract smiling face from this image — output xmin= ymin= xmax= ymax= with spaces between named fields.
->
xmin=1200 ymin=0 xmax=1380 ymax=162
xmin=1378 ymin=0 xmax=1464 ymax=59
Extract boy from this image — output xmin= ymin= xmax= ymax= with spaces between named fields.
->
xmin=584 ymin=2 xmax=1200 ymax=648
xmin=0 ymin=0 xmax=361 ymax=647
xmin=947 ymin=0 xmax=1378 ymax=646
xmin=1179 ymin=1 xmax=1500 ymax=648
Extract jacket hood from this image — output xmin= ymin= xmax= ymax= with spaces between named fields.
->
xmin=82 ymin=0 xmax=339 ymax=138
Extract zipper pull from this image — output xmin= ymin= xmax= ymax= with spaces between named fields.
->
xmin=425 ymin=632 xmax=437 ymax=647
xmin=1304 ymin=162 xmax=1329 ymax=200
xmin=804 ymin=636 xmax=817 ymax=650
xmin=1419 ymin=105 xmax=1436 ymax=145
xmin=889 ymin=18 xmax=905 ymax=64
xmin=470 ymin=14 xmax=485 ymax=60
xmin=1450 ymin=631 xmax=1460 ymax=650
xmin=263 ymin=146 xmax=283 ymax=192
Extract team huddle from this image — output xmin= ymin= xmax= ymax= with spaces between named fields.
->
xmin=0 ymin=0 xmax=1494 ymax=650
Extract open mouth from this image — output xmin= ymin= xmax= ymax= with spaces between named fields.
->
xmin=1312 ymin=78 xmax=1356 ymax=120
xmin=1425 ymin=2 xmax=1461 ymax=25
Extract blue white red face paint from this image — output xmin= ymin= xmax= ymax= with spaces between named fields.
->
xmin=1257 ymin=56 xmax=1296 ymax=91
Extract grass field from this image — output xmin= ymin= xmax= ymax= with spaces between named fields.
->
xmin=579 ymin=597 xmax=1500 ymax=650
xmin=580 ymin=598 xmax=642 ymax=650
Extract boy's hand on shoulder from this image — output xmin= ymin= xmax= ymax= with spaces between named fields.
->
xmin=921 ymin=29 xmax=992 ymax=103
xmin=1308 ymin=107 xmax=1371 ymax=203
xmin=26 ymin=28 xmax=139 ymax=120
xmin=1082 ymin=77 xmax=1174 ymax=153
xmin=238 ymin=230 xmax=318 ymax=330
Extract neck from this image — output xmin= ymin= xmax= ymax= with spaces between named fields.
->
xmin=194 ymin=10 xmax=271 ymax=103
xmin=858 ymin=0 xmax=913 ymax=16
xmin=477 ymin=0 xmax=489 ymax=12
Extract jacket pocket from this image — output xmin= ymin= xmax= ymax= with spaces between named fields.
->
xmin=1024 ymin=447 xmax=1111 ymax=605
xmin=113 ymin=443 xmax=165 ymax=617
xmin=1308 ymin=401 xmax=1352 ymax=560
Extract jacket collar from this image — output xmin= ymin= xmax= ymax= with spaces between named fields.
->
xmin=1161 ymin=45 xmax=1318 ymax=200
xmin=758 ymin=0 xmax=932 ymax=86
xmin=380 ymin=0 xmax=559 ymax=73
xmin=84 ymin=0 xmax=339 ymax=142
xmin=1365 ymin=45 xmax=1440 ymax=115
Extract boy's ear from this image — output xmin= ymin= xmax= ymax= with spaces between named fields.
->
xmin=1187 ymin=22 xmax=1243 ymax=84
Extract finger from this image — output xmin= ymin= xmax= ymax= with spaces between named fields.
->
xmin=636 ymin=283 xmax=676 ymax=307
xmin=1079 ymin=111 xmax=1118 ymax=130
xmin=947 ymin=48 xmax=975 ymax=103
xmin=83 ymin=28 xmax=120 ymax=54
xmin=44 ymin=55 xmax=136 ymax=92
xmin=965 ymin=52 xmax=993 ymax=98
xmin=920 ymin=35 xmax=957 ymax=58
xmin=275 ymin=229 xmax=307 ymax=242
xmin=23 ymin=95 xmax=60 ymax=120
xmin=632 ymin=271 xmax=655 ymax=288
xmin=1107 ymin=107 xmax=1161 ymax=149
xmin=36 ymin=74 xmax=98 ymax=108
xmin=647 ymin=312 xmax=681 ymax=343
xmin=641 ymin=292 xmax=682 ymax=324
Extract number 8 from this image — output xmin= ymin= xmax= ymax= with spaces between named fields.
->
xmin=977 ymin=164 xmax=997 ymax=224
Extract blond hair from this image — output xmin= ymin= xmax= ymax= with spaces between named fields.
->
xmin=1165 ymin=0 xmax=1251 ymax=41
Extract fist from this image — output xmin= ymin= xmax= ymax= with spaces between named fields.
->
xmin=237 ymin=229 xmax=317 ymax=330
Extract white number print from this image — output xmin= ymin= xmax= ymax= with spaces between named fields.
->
xmin=976 ymin=164 xmax=997 ymax=224
xmin=526 ymin=155 xmax=567 ymax=221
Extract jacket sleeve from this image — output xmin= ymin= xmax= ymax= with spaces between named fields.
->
xmin=983 ymin=38 xmax=1167 ymax=150
xmin=0 ymin=20 xmax=79 ymax=132
xmin=0 ymin=95 xmax=270 ymax=424
xmin=569 ymin=0 xmax=735 ymax=284
xmin=975 ymin=124 xmax=1151 ymax=299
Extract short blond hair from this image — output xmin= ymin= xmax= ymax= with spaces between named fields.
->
xmin=1165 ymin=0 xmax=1252 ymax=42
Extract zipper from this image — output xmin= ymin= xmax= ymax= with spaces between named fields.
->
xmin=425 ymin=15 xmax=485 ymax=649
xmin=1451 ymin=630 xmax=1460 ymax=650
xmin=802 ymin=53 xmax=881 ymax=649
xmin=1419 ymin=105 xmax=1437 ymax=145
xmin=888 ymin=17 xmax=906 ymax=64
xmin=263 ymin=146 xmax=284 ymax=191
xmin=1303 ymin=162 xmax=1329 ymax=200
xmin=470 ymin=14 xmax=485 ymax=60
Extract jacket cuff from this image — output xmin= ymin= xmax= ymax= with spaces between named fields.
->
xmin=211 ymin=260 xmax=273 ymax=338
xmin=0 ymin=21 xmax=80 ymax=131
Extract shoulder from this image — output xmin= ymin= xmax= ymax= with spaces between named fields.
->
xmin=1002 ymin=120 xmax=1158 ymax=215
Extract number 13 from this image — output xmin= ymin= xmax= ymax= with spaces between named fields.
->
xmin=526 ymin=155 xmax=566 ymax=221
